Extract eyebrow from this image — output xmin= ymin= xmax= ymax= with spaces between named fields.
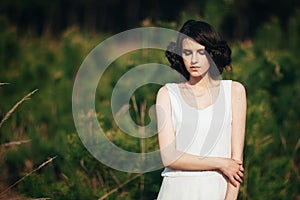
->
xmin=182 ymin=49 xmax=205 ymax=53
xmin=182 ymin=48 xmax=205 ymax=51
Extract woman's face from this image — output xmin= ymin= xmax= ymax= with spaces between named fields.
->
xmin=181 ymin=38 xmax=210 ymax=78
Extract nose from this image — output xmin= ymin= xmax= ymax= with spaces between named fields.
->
xmin=190 ymin=53 xmax=198 ymax=65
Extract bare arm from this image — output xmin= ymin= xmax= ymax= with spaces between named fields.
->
xmin=156 ymin=86 xmax=243 ymax=186
xmin=225 ymin=81 xmax=247 ymax=200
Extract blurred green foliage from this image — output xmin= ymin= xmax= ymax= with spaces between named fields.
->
xmin=0 ymin=9 xmax=300 ymax=200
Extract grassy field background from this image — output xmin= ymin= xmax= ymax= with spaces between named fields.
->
xmin=0 ymin=6 xmax=300 ymax=200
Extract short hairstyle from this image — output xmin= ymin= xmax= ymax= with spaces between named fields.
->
xmin=165 ymin=20 xmax=231 ymax=80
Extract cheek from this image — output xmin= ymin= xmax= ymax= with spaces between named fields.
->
xmin=199 ymin=55 xmax=210 ymax=66
xmin=182 ymin=55 xmax=190 ymax=65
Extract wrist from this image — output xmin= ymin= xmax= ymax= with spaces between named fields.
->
xmin=214 ymin=157 xmax=223 ymax=171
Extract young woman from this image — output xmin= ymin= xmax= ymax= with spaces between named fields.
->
xmin=156 ymin=20 xmax=246 ymax=199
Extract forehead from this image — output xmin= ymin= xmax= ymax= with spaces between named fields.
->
xmin=182 ymin=38 xmax=205 ymax=49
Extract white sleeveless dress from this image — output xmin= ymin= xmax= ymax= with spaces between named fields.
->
xmin=157 ymin=80 xmax=232 ymax=200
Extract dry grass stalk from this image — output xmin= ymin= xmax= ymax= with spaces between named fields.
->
xmin=1 ymin=139 xmax=31 ymax=148
xmin=98 ymin=173 xmax=142 ymax=200
xmin=131 ymin=95 xmax=139 ymax=124
xmin=139 ymin=101 xmax=147 ymax=192
xmin=0 ymin=83 xmax=9 ymax=86
xmin=131 ymin=97 xmax=148 ymax=193
xmin=0 ymin=156 xmax=57 ymax=198
xmin=109 ymin=170 xmax=121 ymax=186
xmin=96 ymin=171 xmax=106 ymax=188
xmin=0 ymin=89 xmax=38 ymax=128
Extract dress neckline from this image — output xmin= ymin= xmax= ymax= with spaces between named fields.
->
xmin=175 ymin=81 xmax=223 ymax=112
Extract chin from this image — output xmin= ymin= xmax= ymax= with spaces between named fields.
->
xmin=190 ymin=74 xmax=204 ymax=78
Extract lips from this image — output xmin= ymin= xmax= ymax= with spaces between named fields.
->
xmin=190 ymin=66 xmax=200 ymax=71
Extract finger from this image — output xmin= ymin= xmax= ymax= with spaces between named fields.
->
xmin=238 ymin=171 xmax=244 ymax=178
xmin=239 ymin=165 xmax=244 ymax=171
xmin=230 ymin=177 xmax=237 ymax=187
xmin=234 ymin=173 xmax=243 ymax=183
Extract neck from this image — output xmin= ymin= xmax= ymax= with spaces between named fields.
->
xmin=188 ymin=73 xmax=215 ymax=88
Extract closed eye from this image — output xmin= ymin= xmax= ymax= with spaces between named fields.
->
xmin=197 ymin=49 xmax=205 ymax=55
xmin=182 ymin=49 xmax=192 ymax=56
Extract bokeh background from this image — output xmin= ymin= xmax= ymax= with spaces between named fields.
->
xmin=0 ymin=0 xmax=299 ymax=199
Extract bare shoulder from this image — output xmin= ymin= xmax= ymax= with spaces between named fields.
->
xmin=157 ymin=85 xmax=169 ymax=97
xmin=156 ymin=85 xmax=171 ymax=103
xmin=231 ymin=81 xmax=246 ymax=97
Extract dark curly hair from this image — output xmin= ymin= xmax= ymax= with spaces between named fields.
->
xmin=165 ymin=20 xmax=231 ymax=80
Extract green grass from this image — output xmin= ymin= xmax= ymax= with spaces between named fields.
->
xmin=0 ymin=12 xmax=299 ymax=199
